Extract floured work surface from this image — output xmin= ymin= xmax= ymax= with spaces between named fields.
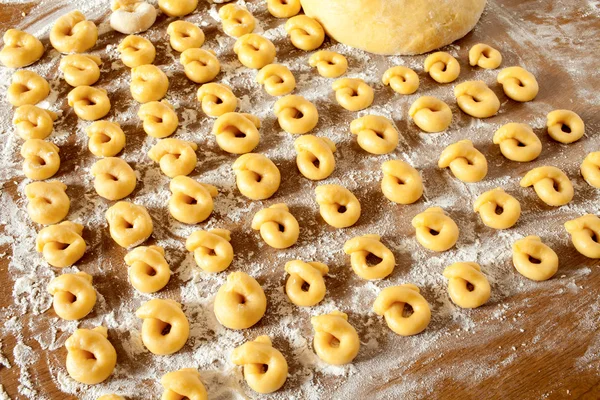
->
xmin=0 ymin=0 xmax=599 ymax=399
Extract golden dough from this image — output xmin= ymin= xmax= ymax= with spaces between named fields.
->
xmin=87 ymin=121 xmax=126 ymax=157
xmin=373 ymin=284 xmax=431 ymax=336
xmin=130 ymin=64 xmax=168 ymax=103
xmin=473 ymin=188 xmax=521 ymax=230
xmin=197 ymin=83 xmax=237 ymax=117
xmin=25 ymin=181 xmax=70 ymax=225
xmin=234 ymin=34 xmax=276 ymax=69
xmin=469 ymin=43 xmax=502 ymax=69
xmin=148 ymin=138 xmax=198 ymax=177
xmin=454 ymin=81 xmax=500 ymax=118
xmin=285 ymin=15 xmax=325 ymax=51
xmin=219 ymin=4 xmax=255 ymax=38
xmin=411 ymin=207 xmax=458 ymax=252
xmin=118 ymin=35 xmax=155 ymax=68
xmin=380 ymin=160 xmax=423 ymax=205
xmin=285 ymin=260 xmax=328 ymax=307
xmin=59 ymin=54 xmax=102 ymax=87
xmin=65 ymin=327 xmax=116 ymax=385
xmin=168 ymin=176 xmax=217 ymax=224
xmin=309 ymin=51 xmax=347 ymax=78
xmin=350 ymin=115 xmax=398 ymax=154
xmin=105 ymin=201 xmax=153 ymax=248
xmin=138 ymin=100 xmax=179 ymax=138
xmin=581 ymin=152 xmax=600 ymax=188
xmin=21 ymin=139 xmax=60 ymax=181
xmin=497 ymin=66 xmax=539 ymax=102
xmin=214 ymin=271 xmax=266 ymax=330
xmin=91 ymin=157 xmax=136 ymax=200
xmin=161 ymin=368 xmax=207 ymax=400
xmin=512 ymin=236 xmax=558 ymax=281
xmin=167 ymin=21 xmax=204 ymax=52
xmin=124 ymin=245 xmax=170 ymax=293
xmin=232 ymin=336 xmax=288 ymax=394
xmin=158 ymin=0 xmax=197 ymax=17
xmin=256 ymin=64 xmax=296 ymax=96
xmin=332 ymin=78 xmax=374 ymax=111
xmin=0 ymin=29 xmax=44 ymax=68
xmin=232 ymin=153 xmax=280 ymax=200
xmin=67 ymin=86 xmax=111 ymax=121
xmin=315 ymin=184 xmax=361 ymax=228
xmin=48 ymin=272 xmax=96 ymax=320
xmin=408 ymin=96 xmax=452 ymax=133
xmin=311 ymin=311 xmax=359 ymax=365
xmin=50 ymin=11 xmax=97 ymax=54
xmin=274 ymin=95 xmax=319 ymax=134
xmin=251 ymin=203 xmax=300 ymax=249
xmin=382 ymin=66 xmax=419 ymax=95
xmin=424 ymin=52 xmax=460 ymax=83
xmin=8 ymin=70 xmax=49 ymax=107
xmin=493 ymin=123 xmax=541 ymax=162
xmin=136 ymin=299 xmax=189 ymax=355
xmin=186 ymin=229 xmax=233 ymax=273
xmin=294 ymin=135 xmax=336 ymax=180
xmin=443 ymin=262 xmax=490 ymax=309
xmin=344 ymin=234 xmax=395 ymax=280
xmin=13 ymin=105 xmax=57 ymax=140
xmin=565 ymin=215 xmax=600 ymax=259
xmin=520 ymin=166 xmax=573 ymax=207
xmin=36 ymin=221 xmax=85 ymax=268
xmin=438 ymin=140 xmax=488 ymax=183
xmin=212 ymin=112 xmax=260 ymax=154
xmin=267 ymin=0 xmax=301 ymax=18
xmin=546 ymin=109 xmax=585 ymax=144
xmin=180 ymin=48 xmax=220 ymax=84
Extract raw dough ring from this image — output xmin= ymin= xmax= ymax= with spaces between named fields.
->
xmin=309 ymin=50 xmax=347 ymax=78
xmin=65 ymin=327 xmax=116 ymax=385
xmin=469 ymin=43 xmax=502 ymax=69
xmin=284 ymin=260 xmax=328 ymax=307
xmin=180 ymin=48 xmax=220 ymax=84
xmin=138 ymin=100 xmax=178 ymax=138
xmin=118 ymin=35 xmax=156 ymax=68
xmin=424 ymin=52 xmax=460 ymax=83
xmin=267 ymin=0 xmax=301 ymax=18
xmin=13 ymin=105 xmax=57 ymax=140
xmin=21 ymin=139 xmax=60 ymax=181
xmin=50 ymin=10 xmax=97 ymax=54
xmin=285 ymin=15 xmax=325 ymax=51
xmin=251 ymin=203 xmax=300 ymax=249
xmin=87 ymin=121 xmax=126 ymax=157
xmin=47 ymin=272 xmax=96 ymax=320
xmin=382 ymin=66 xmax=419 ymax=95
xmin=438 ymin=139 xmax=488 ymax=183
xmin=234 ymin=34 xmax=276 ymax=69
xmin=110 ymin=0 xmax=157 ymax=35
xmin=232 ymin=153 xmax=280 ymax=200
xmin=520 ymin=166 xmax=573 ymax=207
xmin=232 ymin=336 xmax=288 ymax=394
xmin=256 ymin=64 xmax=296 ymax=96
xmin=493 ymin=123 xmax=541 ymax=162
xmin=136 ymin=299 xmax=189 ymax=355
xmin=105 ymin=201 xmax=153 ymax=248
xmin=124 ymin=245 xmax=170 ymax=293
xmin=350 ymin=115 xmax=398 ymax=154
xmin=67 ymin=86 xmax=111 ymax=121
xmin=36 ymin=221 xmax=85 ymax=268
xmin=186 ymin=229 xmax=233 ymax=273
xmin=168 ymin=175 xmax=217 ymax=224
xmin=274 ymin=95 xmax=319 ymax=134
xmin=158 ymin=0 xmax=198 ymax=17
xmin=454 ymin=81 xmax=500 ymax=118
xmin=161 ymin=368 xmax=207 ymax=400
xmin=512 ymin=236 xmax=558 ymax=281
xmin=294 ymin=134 xmax=336 ymax=180
xmin=25 ymin=181 xmax=70 ymax=225
xmin=8 ymin=70 xmax=50 ymax=107
xmin=373 ymin=284 xmax=431 ymax=336
xmin=380 ymin=160 xmax=423 ymax=205
xmin=91 ymin=157 xmax=136 ymax=200
xmin=59 ymin=54 xmax=102 ymax=87
xmin=148 ymin=138 xmax=198 ymax=178
xmin=473 ymin=188 xmax=521 ymax=230
xmin=581 ymin=152 xmax=600 ymax=188
xmin=411 ymin=207 xmax=459 ymax=252
xmin=497 ymin=66 xmax=539 ymax=102
xmin=0 ymin=29 xmax=44 ymax=68
xmin=167 ymin=21 xmax=205 ymax=52
xmin=408 ymin=96 xmax=452 ymax=133
xmin=219 ymin=4 xmax=255 ymax=38
xmin=130 ymin=64 xmax=168 ymax=103
xmin=315 ymin=184 xmax=361 ymax=228
xmin=197 ymin=83 xmax=238 ymax=117
xmin=214 ymin=271 xmax=267 ymax=330
xmin=213 ymin=112 xmax=261 ymax=154
xmin=332 ymin=78 xmax=374 ymax=111
xmin=546 ymin=109 xmax=585 ymax=144
xmin=565 ymin=214 xmax=600 ymax=259
xmin=311 ymin=311 xmax=359 ymax=365
xmin=443 ymin=262 xmax=490 ymax=309
xmin=343 ymin=234 xmax=395 ymax=280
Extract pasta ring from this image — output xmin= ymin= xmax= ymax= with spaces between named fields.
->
xmin=469 ymin=43 xmax=502 ymax=69
xmin=148 ymin=138 xmax=198 ymax=178
xmin=520 ymin=166 xmax=573 ymax=207
xmin=497 ymin=66 xmax=539 ymax=102
xmin=25 ymin=180 xmax=70 ymax=225
xmin=294 ymin=134 xmax=336 ymax=180
xmin=110 ymin=0 xmax=157 ymax=35
xmin=273 ymin=95 xmax=319 ymax=134
xmin=50 ymin=10 xmax=97 ymax=54
xmin=0 ymin=29 xmax=44 ymax=68
xmin=233 ymin=34 xmax=276 ymax=69
xmin=438 ymin=139 xmax=488 ymax=183
xmin=91 ymin=157 xmax=136 ymax=200
xmin=36 ymin=221 xmax=85 ymax=268
xmin=493 ymin=123 xmax=541 ymax=162
xmin=8 ymin=70 xmax=49 ymax=107
xmin=161 ymin=368 xmax=207 ymax=400
xmin=565 ymin=215 xmax=600 ymax=259
xmin=13 ymin=105 xmax=57 ymax=140
xmin=214 ymin=271 xmax=267 ymax=330
xmin=186 ymin=229 xmax=233 ymax=273
xmin=105 ymin=201 xmax=153 ymax=248
xmin=118 ymin=35 xmax=155 ymax=68
xmin=167 ymin=21 xmax=204 ymax=52
xmin=284 ymin=15 xmax=325 ymax=51
xmin=212 ymin=112 xmax=260 ymax=154
xmin=443 ymin=262 xmax=490 ymax=309
xmin=512 ymin=236 xmax=558 ymax=281
xmin=67 ymin=86 xmax=111 ymax=121
xmin=197 ymin=83 xmax=237 ymax=117
xmin=311 ymin=311 xmax=359 ymax=365
xmin=454 ymin=80 xmax=500 ymax=118
xmin=373 ymin=284 xmax=431 ymax=336
xmin=546 ymin=109 xmax=585 ymax=144
xmin=343 ymin=234 xmax=395 ymax=280
xmin=309 ymin=50 xmax=347 ymax=78
xmin=408 ymin=96 xmax=452 ymax=133
xmin=251 ymin=203 xmax=300 ymax=249
xmin=168 ymin=175 xmax=218 ymax=224
xmin=21 ymin=139 xmax=60 ymax=181
xmin=47 ymin=272 xmax=96 ymax=320
xmin=473 ymin=188 xmax=521 ymax=230
xmin=232 ymin=153 xmax=280 ymax=200
xmin=382 ymin=66 xmax=419 ymax=95
xmin=424 ymin=52 xmax=460 ymax=83
xmin=380 ymin=160 xmax=423 ymax=205
xmin=130 ymin=64 xmax=168 ymax=103
xmin=350 ymin=115 xmax=398 ymax=154
xmin=86 ymin=121 xmax=126 ymax=157
xmin=581 ymin=152 xmax=600 ymax=188
xmin=267 ymin=0 xmax=301 ymax=18
xmin=158 ymin=0 xmax=198 ymax=17
xmin=332 ymin=78 xmax=374 ymax=111
xmin=231 ymin=336 xmax=288 ymax=394
xmin=284 ymin=259 xmax=328 ymax=307
xmin=315 ymin=184 xmax=361 ymax=228
xmin=124 ymin=245 xmax=170 ymax=293
xmin=65 ymin=327 xmax=116 ymax=385
xmin=219 ymin=4 xmax=255 ymax=38
xmin=136 ymin=298 xmax=189 ymax=355
xmin=59 ymin=54 xmax=101 ymax=87
xmin=256 ymin=64 xmax=296 ymax=96
xmin=411 ymin=207 xmax=459 ymax=252
xmin=138 ymin=100 xmax=178 ymax=138
xmin=180 ymin=48 xmax=220 ymax=84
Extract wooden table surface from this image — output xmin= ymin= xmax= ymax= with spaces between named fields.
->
xmin=1 ymin=1 xmax=600 ymax=399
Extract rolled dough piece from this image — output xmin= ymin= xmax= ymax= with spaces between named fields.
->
xmin=299 ymin=0 xmax=487 ymax=55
